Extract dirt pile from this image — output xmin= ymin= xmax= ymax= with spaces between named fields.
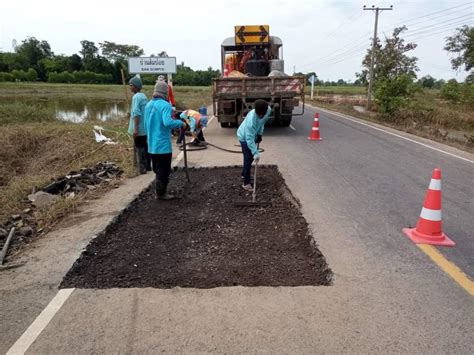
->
xmin=61 ymin=166 xmax=332 ymax=289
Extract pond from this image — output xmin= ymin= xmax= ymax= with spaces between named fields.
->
xmin=2 ymin=97 xmax=129 ymax=123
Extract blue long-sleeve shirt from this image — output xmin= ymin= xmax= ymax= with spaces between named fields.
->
xmin=128 ymin=92 xmax=148 ymax=136
xmin=236 ymin=106 xmax=271 ymax=156
xmin=144 ymin=98 xmax=183 ymax=154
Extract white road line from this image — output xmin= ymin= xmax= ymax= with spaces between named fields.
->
xmin=7 ymin=288 xmax=75 ymax=355
xmin=315 ymin=106 xmax=474 ymax=164
xmin=289 ymin=124 xmax=296 ymax=131
xmin=172 ymin=151 xmax=184 ymax=168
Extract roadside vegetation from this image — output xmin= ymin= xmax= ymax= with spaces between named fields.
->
xmin=0 ymin=83 xmax=212 ymax=228
xmin=306 ymin=25 xmax=474 ymax=151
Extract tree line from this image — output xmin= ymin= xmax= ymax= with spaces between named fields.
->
xmin=0 ymin=37 xmax=220 ymax=85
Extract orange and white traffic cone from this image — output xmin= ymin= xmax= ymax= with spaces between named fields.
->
xmin=308 ymin=113 xmax=322 ymax=141
xmin=403 ymin=168 xmax=455 ymax=247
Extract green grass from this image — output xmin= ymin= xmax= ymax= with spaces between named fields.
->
xmin=306 ymin=85 xmax=367 ymax=96
xmin=0 ymin=102 xmax=56 ymax=125
xmin=0 ymin=82 xmax=213 ymax=226
xmin=0 ymin=82 xmax=212 ymax=109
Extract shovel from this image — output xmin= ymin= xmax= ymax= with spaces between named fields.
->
xmin=234 ymin=146 xmax=270 ymax=207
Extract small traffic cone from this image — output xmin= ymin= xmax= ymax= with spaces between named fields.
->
xmin=403 ymin=168 xmax=455 ymax=247
xmin=308 ymin=113 xmax=322 ymax=141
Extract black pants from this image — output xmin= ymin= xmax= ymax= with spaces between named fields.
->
xmin=150 ymin=153 xmax=172 ymax=195
xmin=134 ymin=136 xmax=151 ymax=172
xmin=177 ymin=129 xmax=205 ymax=144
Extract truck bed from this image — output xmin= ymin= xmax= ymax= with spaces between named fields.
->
xmin=212 ymin=76 xmax=305 ymax=99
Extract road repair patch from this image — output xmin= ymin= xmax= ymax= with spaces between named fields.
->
xmin=61 ymin=166 xmax=332 ymax=288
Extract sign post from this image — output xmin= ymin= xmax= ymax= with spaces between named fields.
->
xmin=128 ymin=57 xmax=177 ymax=74
xmin=308 ymin=74 xmax=317 ymax=100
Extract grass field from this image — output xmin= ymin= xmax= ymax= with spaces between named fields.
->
xmin=0 ymin=83 xmax=213 ymax=225
xmin=305 ymin=85 xmax=367 ymax=96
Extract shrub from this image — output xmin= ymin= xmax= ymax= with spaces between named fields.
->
xmin=26 ymin=68 xmax=38 ymax=81
xmin=461 ymin=83 xmax=474 ymax=105
xmin=12 ymin=69 xmax=28 ymax=81
xmin=0 ymin=72 xmax=15 ymax=81
xmin=374 ymin=74 xmax=418 ymax=114
xmin=440 ymin=79 xmax=462 ymax=103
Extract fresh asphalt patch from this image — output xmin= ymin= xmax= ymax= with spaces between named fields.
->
xmin=61 ymin=166 xmax=332 ymax=289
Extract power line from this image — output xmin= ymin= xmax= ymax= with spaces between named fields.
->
xmin=296 ymin=2 xmax=473 ymax=73
xmin=384 ymin=2 xmax=473 ymax=28
xmin=403 ymin=14 xmax=472 ymax=36
xmin=407 ymin=23 xmax=474 ymax=42
xmin=403 ymin=20 xmax=473 ymax=40
xmin=324 ymin=10 xmax=365 ymax=40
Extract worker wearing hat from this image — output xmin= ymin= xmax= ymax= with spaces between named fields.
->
xmin=157 ymin=75 xmax=176 ymax=111
xmin=144 ymin=80 xmax=187 ymax=200
xmin=177 ymin=109 xmax=208 ymax=146
xmin=128 ymin=75 xmax=150 ymax=174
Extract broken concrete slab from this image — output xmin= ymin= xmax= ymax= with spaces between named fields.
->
xmin=28 ymin=191 xmax=60 ymax=208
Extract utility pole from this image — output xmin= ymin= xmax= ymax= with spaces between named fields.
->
xmin=364 ymin=5 xmax=393 ymax=109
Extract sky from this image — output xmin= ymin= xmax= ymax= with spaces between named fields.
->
xmin=1 ymin=0 xmax=472 ymax=81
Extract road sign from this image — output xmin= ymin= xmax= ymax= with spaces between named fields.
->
xmin=235 ymin=25 xmax=270 ymax=45
xmin=128 ymin=57 xmax=177 ymax=74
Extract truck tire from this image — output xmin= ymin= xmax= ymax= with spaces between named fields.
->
xmin=280 ymin=116 xmax=292 ymax=127
xmin=276 ymin=107 xmax=293 ymax=127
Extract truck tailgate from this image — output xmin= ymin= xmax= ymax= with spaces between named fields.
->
xmin=213 ymin=76 xmax=305 ymax=99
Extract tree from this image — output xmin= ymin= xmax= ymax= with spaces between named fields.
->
xmin=418 ymin=75 xmax=436 ymax=89
xmin=444 ymin=25 xmax=474 ymax=73
xmin=99 ymin=41 xmax=144 ymax=62
xmin=79 ymin=40 xmax=99 ymax=60
xmin=357 ymin=26 xmax=419 ymax=113
xmin=15 ymin=37 xmax=53 ymax=65
xmin=14 ymin=37 xmax=53 ymax=80
xmin=69 ymin=54 xmax=83 ymax=71
xmin=356 ymin=26 xmax=418 ymax=85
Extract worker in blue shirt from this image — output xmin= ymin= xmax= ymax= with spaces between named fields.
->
xmin=128 ymin=75 xmax=150 ymax=174
xmin=236 ymin=100 xmax=271 ymax=191
xmin=145 ymin=80 xmax=187 ymax=200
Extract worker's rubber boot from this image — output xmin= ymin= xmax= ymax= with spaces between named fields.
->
xmin=145 ymin=155 xmax=152 ymax=171
xmin=158 ymin=192 xmax=175 ymax=200
xmin=136 ymin=147 xmax=148 ymax=174
xmin=155 ymin=180 xmax=175 ymax=200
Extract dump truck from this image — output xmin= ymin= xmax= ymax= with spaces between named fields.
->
xmin=212 ymin=25 xmax=305 ymax=127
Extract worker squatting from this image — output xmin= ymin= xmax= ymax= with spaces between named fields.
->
xmin=128 ymin=75 xmax=271 ymax=200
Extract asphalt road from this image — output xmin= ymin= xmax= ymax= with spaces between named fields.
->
xmin=271 ymin=106 xmax=473 ymax=279
xmin=3 ymin=105 xmax=473 ymax=354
